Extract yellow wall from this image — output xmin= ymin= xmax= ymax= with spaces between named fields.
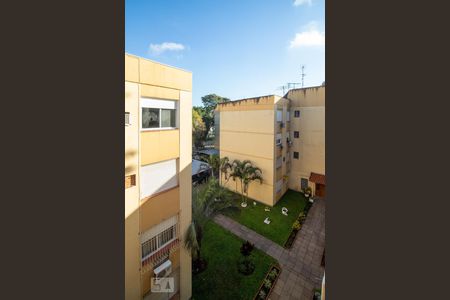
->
xmin=139 ymin=187 xmax=180 ymax=233
xmin=178 ymin=90 xmax=193 ymax=300
xmin=126 ymin=53 xmax=192 ymax=92
xmin=286 ymin=86 xmax=325 ymax=194
xmin=217 ymin=88 xmax=324 ymax=204
xmin=125 ymin=53 xmax=192 ymax=300
xmin=140 ymin=130 xmax=180 ymax=165
xmin=125 ymin=81 xmax=141 ymax=300
xmin=141 ymin=249 xmax=181 ymax=296
xmin=218 ymin=96 xmax=277 ymax=206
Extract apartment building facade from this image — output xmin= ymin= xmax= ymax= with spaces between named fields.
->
xmin=125 ymin=54 xmax=192 ymax=300
xmin=215 ymin=86 xmax=325 ymax=206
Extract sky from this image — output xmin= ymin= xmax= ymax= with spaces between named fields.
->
xmin=126 ymin=0 xmax=325 ymax=107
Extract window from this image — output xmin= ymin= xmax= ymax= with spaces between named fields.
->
xmin=140 ymin=215 xmax=178 ymax=260
xmin=141 ymin=98 xmax=177 ymax=130
xmin=142 ymin=108 xmax=160 ymax=128
xmin=286 ymin=111 xmax=290 ymax=121
xmin=125 ymin=174 xmax=136 ymax=189
xmin=140 ymin=159 xmax=178 ymax=199
xmin=294 ymin=110 xmax=300 ymax=118
xmin=276 ymin=180 xmax=283 ymax=193
xmin=141 ymin=224 xmax=177 ymax=259
xmin=293 ymin=152 xmax=299 ymax=159
xmin=276 ymin=133 xmax=282 ymax=145
xmin=301 ymin=178 xmax=309 ymax=190
xmin=276 ymin=157 xmax=282 ymax=169
xmin=125 ymin=112 xmax=130 ymax=126
xmin=276 ymin=110 xmax=282 ymax=122
xmin=294 ymin=131 xmax=299 ymax=138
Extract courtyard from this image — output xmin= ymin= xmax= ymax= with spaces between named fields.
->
xmin=223 ymin=189 xmax=309 ymax=246
xmin=192 ymin=221 xmax=277 ymax=300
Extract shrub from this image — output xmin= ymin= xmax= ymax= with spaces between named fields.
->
xmin=298 ymin=212 xmax=307 ymax=223
xmin=305 ymin=187 xmax=312 ymax=195
xmin=263 ymin=278 xmax=272 ymax=290
xmin=240 ymin=240 xmax=254 ymax=256
xmin=292 ymin=220 xmax=301 ymax=231
xmin=267 ymin=269 xmax=279 ymax=281
xmin=258 ymin=290 xmax=266 ymax=299
xmin=237 ymin=256 xmax=255 ymax=275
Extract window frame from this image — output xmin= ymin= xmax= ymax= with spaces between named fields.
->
xmin=293 ymin=151 xmax=299 ymax=159
xmin=294 ymin=131 xmax=300 ymax=138
xmin=294 ymin=110 xmax=300 ymax=118
xmin=140 ymin=98 xmax=178 ymax=131
xmin=125 ymin=112 xmax=131 ymax=126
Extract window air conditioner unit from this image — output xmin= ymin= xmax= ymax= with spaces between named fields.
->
xmin=154 ymin=259 xmax=172 ymax=278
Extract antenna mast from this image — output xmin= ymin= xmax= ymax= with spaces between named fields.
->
xmin=301 ymin=65 xmax=305 ymax=88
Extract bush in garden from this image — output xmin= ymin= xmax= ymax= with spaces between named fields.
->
xmin=240 ymin=240 xmax=254 ymax=256
xmin=267 ymin=269 xmax=279 ymax=281
xmin=292 ymin=220 xmax=301 ymax=231
xmin=237 ymin=256 xmax=255 ymax=275
xmin=263 ymin=278 xmax=272 ymax=290
xmin=258 ymin=290 xmax=267 ymax=299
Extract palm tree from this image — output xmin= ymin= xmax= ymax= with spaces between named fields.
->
xmin=184 ymin=177 xmax=237 ymax=272
xmin=229 ymin=160 xmax=263 ymax=207
xmin=204 ymin=154 xmax=220 ymax=178
xmin=242 ymin=164 xmax=263 ymax=205
xmin=230 ymin=159 xmax=247 ymax=203
xmin=219 ymin=156 xmax=232 ymax=185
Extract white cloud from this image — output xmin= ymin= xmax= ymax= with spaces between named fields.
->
xmin=293 ymin=0 xmax=312 ymax=6
xmin=149 ymin=42 xmax=185 ymax=55
xmin=289 ymin=23 xmax=325 ymax=48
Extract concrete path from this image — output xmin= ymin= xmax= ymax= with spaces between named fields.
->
xmin=213 ymin=198 xmax=325 ymax=300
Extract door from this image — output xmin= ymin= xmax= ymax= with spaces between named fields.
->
xmin=316 ymin=183 xmax=326 ymax=197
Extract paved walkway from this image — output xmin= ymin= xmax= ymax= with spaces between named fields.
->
xmin=213 ymin=198 xmax=325 ymax=300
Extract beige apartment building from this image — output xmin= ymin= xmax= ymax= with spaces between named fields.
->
xmin=125 ymin=54 xmax=192 ymax=300
xmin=216 ymin=86 xmax=325 ymax=206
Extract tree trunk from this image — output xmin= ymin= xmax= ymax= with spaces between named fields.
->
xmin=240 ymin=180 xmax=244 ymax=203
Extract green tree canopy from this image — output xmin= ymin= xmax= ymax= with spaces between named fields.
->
xmin=200 ymin=94 xmax=230 ymax=137
xmin=192 ymin=108 xmax=206 ymax=149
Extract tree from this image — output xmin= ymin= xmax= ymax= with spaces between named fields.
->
xmin=203 ymin=154 xmax=220 ymax=178
xmin=242 ymin=164 xmax=263 ymax=205
xmin=183 ymin=177 xmax=237 ymax=272
xmin=219 ymin=156 xmax=232 ymax=186
xmin=230 ymin=160 xmax=263 ymax=207
xmin=200 ymin=94 xmax=230 ymax=138
xmin=192 ymin=108 xmax=206 ymax=149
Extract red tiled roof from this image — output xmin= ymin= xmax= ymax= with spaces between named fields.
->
xmin=309 ymin=172 xmax=325 ymax=185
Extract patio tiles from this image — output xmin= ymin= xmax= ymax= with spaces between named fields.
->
xmin=213 ymin=198 xmax=325 ymax=300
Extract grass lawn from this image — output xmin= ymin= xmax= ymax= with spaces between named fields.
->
xmin=192 ymin=221 xmax=276 ymax=300
xmin=224 ymin=189 xmax=308 ymax=246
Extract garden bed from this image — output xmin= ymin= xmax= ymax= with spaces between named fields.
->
xmin=283 ymin=198 xmax=314 ymax=248
xmin=253 ymin=264 xmax=282 ymax=300
xmin=224 ymin=189 xmax=308 ymax=246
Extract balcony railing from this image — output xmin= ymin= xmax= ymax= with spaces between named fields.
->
xmin=141 ymin=238 xmax=180 ymax=272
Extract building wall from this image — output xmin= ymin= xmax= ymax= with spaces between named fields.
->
xmin=125 ymin=53 xmax=192 ymax=300
xmin=286 ymin=86 xmax=325 ymax=195
xmin=216 ymin=87 xmax=325 ymax=205
xmin=217 ymin=96 xmax=277 ymax=206
xmin=125 ymin=80 xmax=142 ymax=300
xmin=274 ymin=97 xmax=291 ymax=203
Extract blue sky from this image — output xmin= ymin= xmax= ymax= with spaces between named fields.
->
xmin=126 ymin=0 xmax=325 ymax=106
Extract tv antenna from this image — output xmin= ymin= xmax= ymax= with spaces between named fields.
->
xmin=277 ymin=82 xmax=302 ymax=95
xmin=301 ymin=65 xmax=306 ymax=88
